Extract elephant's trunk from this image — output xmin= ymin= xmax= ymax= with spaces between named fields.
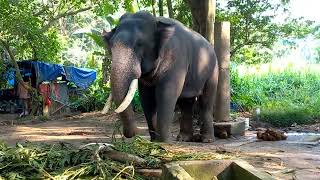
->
xmin=110 ymin=43 xmax=141 ymax=138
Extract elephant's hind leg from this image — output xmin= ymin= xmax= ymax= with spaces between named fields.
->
xmin=198 ymin=64 xmax=218 ymax=143
xmin=176 ymin=98 xmax=195 ymax=142
xmin=198 ymin=95 xmax=215 ymax=143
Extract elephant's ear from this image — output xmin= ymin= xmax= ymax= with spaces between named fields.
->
xmin=102 ymin=28 xmax=116 ymax=52
xmin=156 ymin=17 xmax=175 ymax=50
xmin=102 ymin=13 xmax=132 ymax=49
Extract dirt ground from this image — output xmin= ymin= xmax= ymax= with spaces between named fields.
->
xmin=0 ymin=112 xmax=319 ymax=180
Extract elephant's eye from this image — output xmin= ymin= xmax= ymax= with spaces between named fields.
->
xmin=135 ymin=41 xmax=144 ymax=56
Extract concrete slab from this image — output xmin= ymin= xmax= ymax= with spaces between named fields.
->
xmin=161 ymin=159 xmax=275 ymax=180
xmin=285 ymin=132 xmax=320 ymax=146
xmin=214 ymin=120 xmax=246 ymax=138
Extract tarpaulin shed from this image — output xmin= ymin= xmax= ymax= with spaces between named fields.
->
xmin=32 ymin=61 xmax=65 ymax=83
xmin=0 ymin=60 xmax=97 ymax=115
xmin=64 ymin=66 xmax=96 ymax=89
xmin=17 ymin=60 xmax=96 ymax=89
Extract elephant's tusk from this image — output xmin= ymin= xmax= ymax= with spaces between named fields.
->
xmin=101 ymin=93 xmax=113 ymax=114
xmin=114 ymin=79 xmax=138 ymax=113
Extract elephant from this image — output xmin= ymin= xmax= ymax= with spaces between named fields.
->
xmin=102 ymin=11 xmax=218 ymax=143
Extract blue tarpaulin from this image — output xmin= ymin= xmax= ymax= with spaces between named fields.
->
xmin=33 ymin=61 xmax=65 ymax=83
xmin=64 ymin=66 xmax=97 ymax=89
xmin=16 ymin=61 xmax=96 ymax=89
xmin=4 ymin=69 xmax=15 ymax=87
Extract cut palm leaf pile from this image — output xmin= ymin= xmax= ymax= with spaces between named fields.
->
xmin=0 ymin=137 xmax=231 ymax=179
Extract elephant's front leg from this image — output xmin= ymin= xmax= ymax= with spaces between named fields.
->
xmin=155 ymin=74 xmax=185 ymax=142
xmin=138 ymin=81 xmax=158 ymax=141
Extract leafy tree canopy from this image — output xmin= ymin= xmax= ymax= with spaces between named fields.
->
xmin=0 ymin=0 xmax=96 ymax=62
xmin=0 ymin=0 xmax=133 ymax=63
xmin=216 ymin=0 xmax=316 ymax=64
xmin=0 ymin=0 xmax=317 ymax=67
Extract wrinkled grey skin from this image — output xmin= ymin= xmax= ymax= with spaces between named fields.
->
xmin=103 ymin=11 xmax=218 ymax=143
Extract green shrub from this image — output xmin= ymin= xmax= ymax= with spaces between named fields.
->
xmin=260 ymin=102 xmax=314 ymax=127
xmin=69 ymin=83 xmax=112 ymax=112
xmin=132 ymin=91 xmax=143 ymax=112
xmin=70 ymin=82 xmax=143 ymax=113
xmin=231 ymin=63 xmax=320 ymax=127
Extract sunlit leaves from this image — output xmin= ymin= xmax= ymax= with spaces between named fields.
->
xmin=124 ymin=0 xmax=136 ymax=13
xmin=0 ymin=0 xmax=61 ymax=61
xmin=174 ymin=0 xmax=192 ymax=28
xmin=216 ymin=0 xmax=314 ymax=64
xmin=93 ymin=0 xmax=121 ymax=16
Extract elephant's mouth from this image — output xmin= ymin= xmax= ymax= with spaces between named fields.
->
xmin=114 ymin=79 xmax=138 ymax=113
xmin=140 ymin=68 xmax=157 ymax=86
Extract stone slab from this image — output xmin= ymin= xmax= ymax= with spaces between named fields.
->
xmin=161 ymin=159 xmax=275 ymax=180
xmin=214 ymin=120 xmax=246 ymax=138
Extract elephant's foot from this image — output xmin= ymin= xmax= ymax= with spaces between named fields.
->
xmin=176 ymin=132 xmax=193 ymax=142
xmin=191 ymin=134 xmax=215 ymax=143
xmin=200 ymin=133 xmax=215 ymax=143
xmin=123 ymin=128 xmax=137 ymax=138
xmin=201 ymin=136 xmax=215 ymax=143
xmin=152 ymin=137 xmax=171 ymax=143
xmin=149 ymin=130 xmax=159 ymax=142
xmin=150 ymin=132 xmax=171 ymax=143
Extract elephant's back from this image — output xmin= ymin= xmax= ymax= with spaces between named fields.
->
xmin=159 ymin=18 xmax=217 ymax=98
xmin=174 ymin=24 xmax=217 ymax=98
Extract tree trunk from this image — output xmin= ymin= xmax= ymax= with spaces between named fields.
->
xmin=0 ymin=40 xmax=34 ymax=92
xmin=151 ymin=0 xmax=156 ymax=16
xmin=166 ymin=0 xmax=173 ymax=18
xmin=185 ymin=0 xmax=216 ymax=44
xmin=214 ymin=22 xmax=231 ymax=122
xmin=0 ymin=40 xmax=41 ymax=116
xmin=186 ymin=1 xmax=231 ymax=123
xmin=159 ymin=0 xmax=163 ymax=16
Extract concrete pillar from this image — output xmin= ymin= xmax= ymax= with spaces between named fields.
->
xmin=214 ymin=22 xmax=231 ymax=122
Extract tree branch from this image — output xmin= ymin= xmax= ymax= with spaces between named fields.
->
xmin=41 ymin=6 xmax=92 ymax=32
xmin=166 ymin=0 xmax=174 ymax=18
xmin=0 ymin=39 xmax=37 ymax=92
xmin=159 ymin=0 xmax=163 ymax=16
xmin=230 ymin=43 xmax=244 ymax=57
xmin=136 ymin=0 xmax=141 ymax=10
xmin=247 ymin=40 xmax=270 ymax=46
xmin=231 ymin=40 xmax=271 ymax=57
xmin=33 ymin=7 xmax=48 ymax=16
xmin=151 ymin=0 xmax=156 ymax=16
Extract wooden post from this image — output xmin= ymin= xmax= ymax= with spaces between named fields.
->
xmin=214 ymin=22 xmax=231 ymax=122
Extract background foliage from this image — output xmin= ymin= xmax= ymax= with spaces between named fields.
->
xmin=231 ymin=63 xmax=320 ymax=126
xmin=216 ymin=0 xmax=316 ymax=64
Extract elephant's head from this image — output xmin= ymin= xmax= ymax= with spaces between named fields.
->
xmin=102 ymin=11 xmax=174 ymax=138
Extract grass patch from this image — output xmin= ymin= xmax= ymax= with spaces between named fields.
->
xmin=260 ymin=103 xmax=314 ymax=127
xmin=231 ymin=64 xmax=320 ymax=127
